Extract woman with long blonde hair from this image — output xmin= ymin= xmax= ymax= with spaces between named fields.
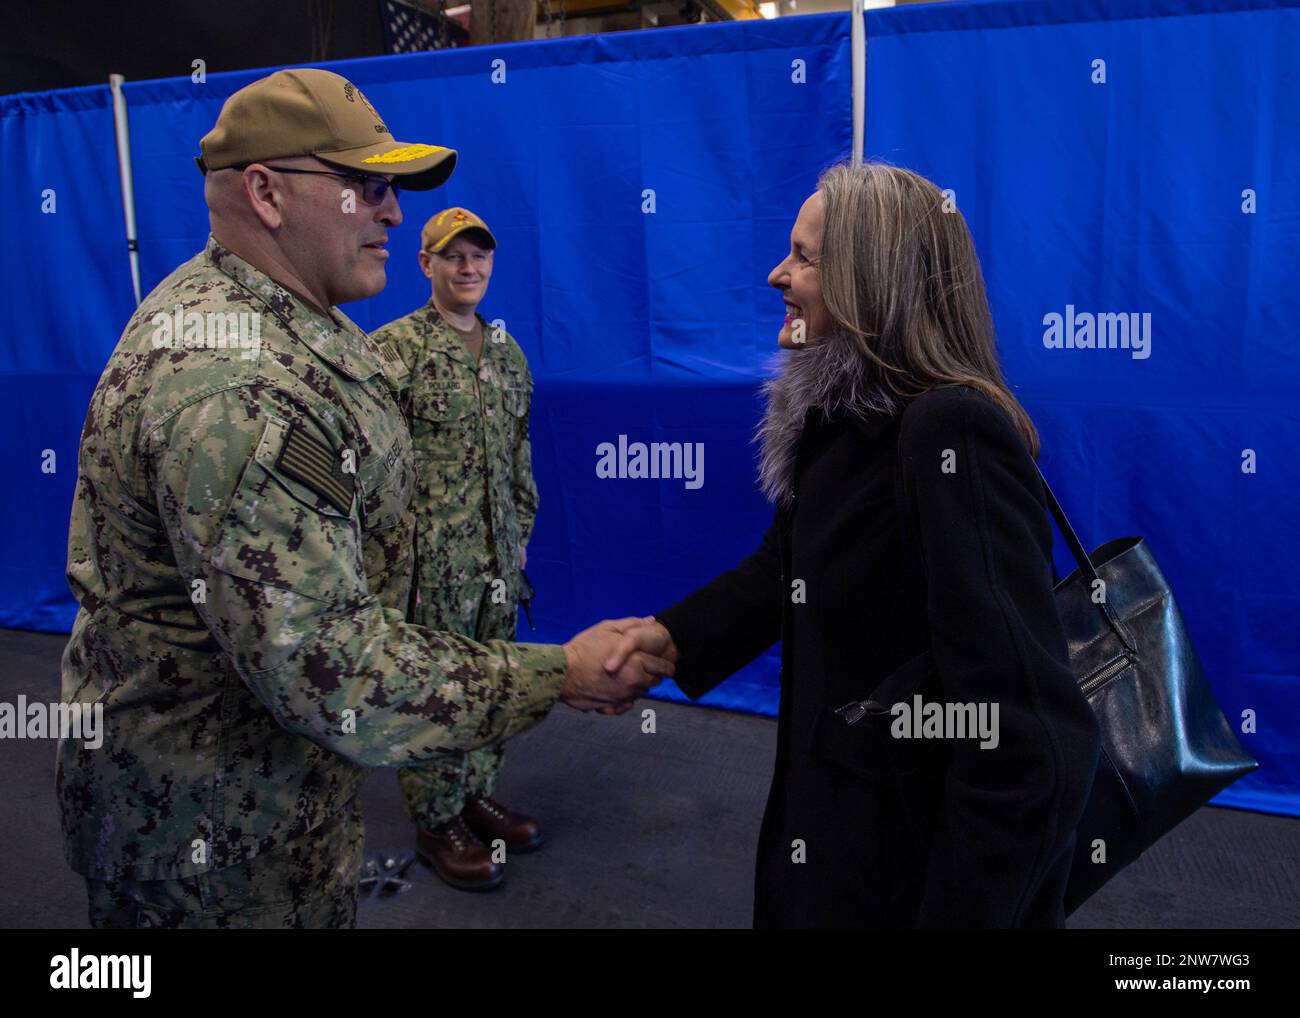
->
xmin=614 ymin=161 xmax=1101 ymax=928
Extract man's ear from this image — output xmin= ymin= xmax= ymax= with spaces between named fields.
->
xmin=243 ymin=165 xmax=284 ymax=230
xmin=418 ymin=249 xmax=434 ymax=280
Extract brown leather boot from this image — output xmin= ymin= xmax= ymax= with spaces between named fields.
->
xmin=415 ymin=816 xmax=505 ymax=891
xmin=462 ymin=795 xmax=543 ymax=854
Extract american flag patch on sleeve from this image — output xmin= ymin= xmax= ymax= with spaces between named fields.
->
xmin=275 ymin=422 xmax=356 ymax=514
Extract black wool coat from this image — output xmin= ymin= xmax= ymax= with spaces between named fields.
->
xmin=655 ymin=386 xmax=1101 ymax=928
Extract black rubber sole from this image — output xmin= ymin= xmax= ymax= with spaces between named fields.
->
xmin=415 ymin=849 xmax=506 ymax=892
xmin=507 ymin=834 xmax=543 ymax=854
xmin=461 ymin=828 xmax=544 ymax=855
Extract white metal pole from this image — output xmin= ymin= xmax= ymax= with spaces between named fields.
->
xmin=109 ymin=73 xmax=142 ymax=307
xmin=851 ymin=0 xmax=865 ymax=166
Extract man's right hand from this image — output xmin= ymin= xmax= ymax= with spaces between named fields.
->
xmin=561 ymin=617 xmax=675 ymax=712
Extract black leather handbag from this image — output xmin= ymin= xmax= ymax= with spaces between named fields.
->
xmin=850 ymin=451 xmax=1261 ymax=916
xmin=1033 ymin=464 xmax=1258 ymax=913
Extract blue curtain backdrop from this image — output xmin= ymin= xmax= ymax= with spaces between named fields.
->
xmin=0 ymin=84 xmax=137 ymax=632
xmin=865 ymin=0 xmax=1300 ymax=818
xmin=0 ymin=2 xmax=1294 ymax=816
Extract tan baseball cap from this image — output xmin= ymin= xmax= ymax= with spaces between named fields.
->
xmin=422 ymin=207 xmax=497 ymax=252
xmin=196 ymin=68 xmax=456 ymax=190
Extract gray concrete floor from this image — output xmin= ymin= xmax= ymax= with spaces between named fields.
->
xmin=2 ymin=628 xmax=1296 ymax=929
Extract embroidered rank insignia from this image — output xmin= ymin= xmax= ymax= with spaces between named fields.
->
xmin=275 ymin=422 xmax=356 ymax=514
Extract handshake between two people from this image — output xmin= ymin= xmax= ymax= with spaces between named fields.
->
xmin=560 ymin=616 xmax=679 ymax=716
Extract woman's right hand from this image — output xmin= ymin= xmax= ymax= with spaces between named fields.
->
xmin=600 ymin=616 xmax=678 ymax=679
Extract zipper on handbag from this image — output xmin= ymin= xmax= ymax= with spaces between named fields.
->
xmin=1079 ymin=654 xmax=1132 ymax=697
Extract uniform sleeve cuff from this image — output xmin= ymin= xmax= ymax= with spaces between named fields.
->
xmin=505 ymin=642 xmax=568 ymax=716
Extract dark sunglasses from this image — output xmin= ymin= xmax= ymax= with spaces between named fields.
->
xmin=234 ymin=163 xmax=399 ymax=206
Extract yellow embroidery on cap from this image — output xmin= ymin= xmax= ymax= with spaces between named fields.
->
xmin=362 ymin=144 xmax=447 ymax=164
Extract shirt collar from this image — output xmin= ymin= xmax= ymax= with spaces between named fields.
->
xmin=420 ymin=300 xmax=489 ymax=369
xmin=205 ymin=234 xmax=383 ymax=382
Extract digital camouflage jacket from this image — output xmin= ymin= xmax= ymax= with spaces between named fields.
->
xmin=59 ymin=236 xmax=566 ymax=880
xmin=371 ymin=304 xmax=537 ymax=622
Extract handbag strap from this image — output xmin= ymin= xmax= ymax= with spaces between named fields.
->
xmin=1031 ymin=462 xmax=1139 ymax=657
xmin=1032 ymin=463 xmax=1099 ymax=587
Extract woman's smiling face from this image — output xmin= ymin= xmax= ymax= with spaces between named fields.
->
xmin=768 ymin=191 xmax=831 ymax=350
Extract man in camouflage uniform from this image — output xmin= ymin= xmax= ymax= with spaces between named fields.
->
xmin=58 ymin=67 xmax=672 ymax=929
xmin=373 ymin=208 xmax=541 ymax=890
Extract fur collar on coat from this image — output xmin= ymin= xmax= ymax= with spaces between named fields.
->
xmin=756 ymin=332 xmax=900 ymax=507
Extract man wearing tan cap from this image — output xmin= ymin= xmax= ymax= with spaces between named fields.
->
xmin=373 ymin=208 xmax=544 ymax=891
xmin=58 ymin=67 xmax=673 ymax=928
